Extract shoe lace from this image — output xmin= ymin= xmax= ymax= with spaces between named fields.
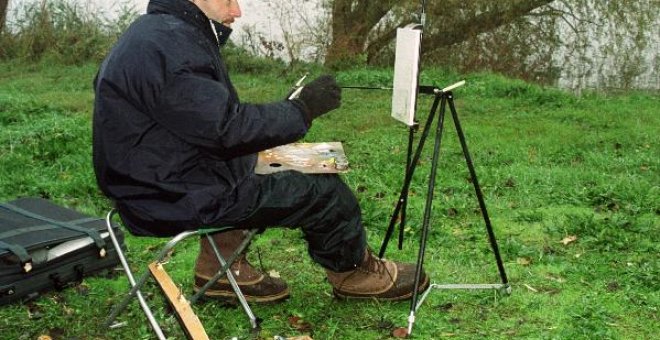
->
xmin=232 ymin=246 xmax=265 ymax=271
xmin=230 ymin=252 xmax=268 ymax=279
xmin=358 ymin=250 xmax=395 ymax=281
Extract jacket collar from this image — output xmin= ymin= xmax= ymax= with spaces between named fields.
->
xmin=147 ymin=0 xmax=233 ymax=46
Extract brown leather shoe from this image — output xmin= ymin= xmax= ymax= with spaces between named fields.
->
xmin=193 ymin=230 xmax=289 ymax=303
xmin=326 ymin=249 xmax=430 ymax=301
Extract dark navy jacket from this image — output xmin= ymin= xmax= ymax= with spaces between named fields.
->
xmin=93 ymin=0 xmax=309 ymax=235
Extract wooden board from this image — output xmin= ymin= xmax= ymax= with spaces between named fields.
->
xmin=255 ymin=142 xmax=349 ymax=174
xmin=148 ymin=262 xmax=209 ymax=340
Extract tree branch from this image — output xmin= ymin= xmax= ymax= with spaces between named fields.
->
xmin=422 ymin=0 xmax=554 ymax=54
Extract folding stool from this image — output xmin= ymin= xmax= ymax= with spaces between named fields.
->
xmin=103 ymin=209 xmax=259 ymax=339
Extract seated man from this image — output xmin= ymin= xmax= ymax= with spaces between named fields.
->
xmin=93 ymin=0 xmax=428 ymax=303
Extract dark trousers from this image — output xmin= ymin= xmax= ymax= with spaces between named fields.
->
xmin=220 ymin=171 xmax=367 ymax=272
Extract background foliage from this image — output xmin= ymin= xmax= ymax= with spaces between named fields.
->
xmin=2 ymin=0 xmax=658 ymax=91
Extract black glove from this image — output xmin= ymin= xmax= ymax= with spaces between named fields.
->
xmin=291 ymin=75 xmax=341 ymax=123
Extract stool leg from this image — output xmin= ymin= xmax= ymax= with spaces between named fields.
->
xmin=104 ymin=211 xmax=166 ymax=340
xmin=205 ymin=234 xmax=259 ymax=329
xmin=189 ymin=229 xmax=258 ymax=306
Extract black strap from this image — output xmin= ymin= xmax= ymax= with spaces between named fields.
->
xmin=0 ymin=217 xmax=101 ymax=240
xmin=0 ymin=203 xmax=106 ymax=256
xmin=0 ymin=240 xmax=30 ymax=265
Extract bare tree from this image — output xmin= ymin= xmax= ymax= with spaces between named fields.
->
xmin=326 ymin=0 xmax=554 ymax=67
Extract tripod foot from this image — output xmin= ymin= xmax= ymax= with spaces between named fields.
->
xmin=406 ymin=311 xmax=416 ymax=336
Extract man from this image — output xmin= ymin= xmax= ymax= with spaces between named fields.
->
xmin=93 ymin=0 xmax=428 ymax=303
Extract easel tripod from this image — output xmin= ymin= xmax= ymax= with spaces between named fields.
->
xmin=378 ymin=82 xmax=511 ymax=335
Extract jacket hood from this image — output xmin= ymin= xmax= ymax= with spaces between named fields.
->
xmin=147 ymin=0 xmax=233 ymax=46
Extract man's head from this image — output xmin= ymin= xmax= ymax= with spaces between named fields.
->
xmin=190 ymin=0 xmax=242 ymax=26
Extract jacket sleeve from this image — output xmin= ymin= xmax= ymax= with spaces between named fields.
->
xmin=150 ymin=66 xmax=310 ymax=159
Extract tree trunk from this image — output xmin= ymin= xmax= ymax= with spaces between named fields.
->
xmin=0 ymin=0 xmax=9 ymax=31
xmin=325 ymin=0 xmax=396 ymax=68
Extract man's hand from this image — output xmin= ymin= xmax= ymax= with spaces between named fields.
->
xmin=291 ymin=75 xmax=341 ymax=122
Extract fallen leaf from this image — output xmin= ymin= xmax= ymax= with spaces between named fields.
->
xmin=540 ymin=287 xmax=561 ymax=295
xmin=63 ymin=305 xmax=74 ymax=316
xmin=606 ymin=281 xmax=620 ymax=292
xmin=144 ymin=244 xmax=159 ymax=252
xmin=108 ymin=321 xmax=128 ymax=329
xmin=559 ymin=235 xmax=578 ymax=245
xmin=376 ymin=318 xmax=394 ymax=330
xmin=37 ymin=336 xmax=52 ymax=340
xmin=288 ymin=315 xmax=312 ymax=332
xmin=606 ymin=202 xmax=620 ymax=212
xmin=392 ymin=327 xmax=409 ymax=338
xmin=436 ymin=302 xmax=454 ymax=312
xmin=517 ymin=257 xmax=532 ymax=266
xmin=47 ymin=328 xmax=65 ymax=339
xmin=75 ymin=283 xmax=90 ymax=296
xmin=269 ymin=270 xmax=281 ymax=278
xmin=27 ymin=302 xmax=43 ymax=320
xmin=523 ymin=284 xmax=538 ymax=293
xmin=287 ymin=336 xmax=313 ymax=340
xmin=545 ymin=274 xmax=566 ymax=283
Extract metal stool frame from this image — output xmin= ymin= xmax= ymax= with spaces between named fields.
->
xmin=103 ymin=209 xmax=259 ymax=339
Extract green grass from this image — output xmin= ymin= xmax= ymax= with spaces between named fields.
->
xmin=0 ymin=60 xmax=658 ymax=339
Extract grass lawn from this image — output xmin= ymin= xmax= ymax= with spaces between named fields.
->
xmin=0 ymin=60 xmax=658 ymax=339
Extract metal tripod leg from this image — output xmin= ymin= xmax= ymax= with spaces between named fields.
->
xmin=398 ymin=127 xmax=417 ymax=250
xmin=379 ymin=93 xmax=444 ymax=258
xmin=448 ymin=97 xmax=509 ymax=286
xmin=405 ymin=92 xmax=511 ymax=336
xmin=407 ymin=93 xmax=448 ymax=335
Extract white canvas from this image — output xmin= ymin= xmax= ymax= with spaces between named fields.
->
xmin=391 ymin=26 xmax=422 ymax=126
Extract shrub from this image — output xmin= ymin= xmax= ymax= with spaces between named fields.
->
xmin=0 ymin=0 xmax=135 ymax=63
